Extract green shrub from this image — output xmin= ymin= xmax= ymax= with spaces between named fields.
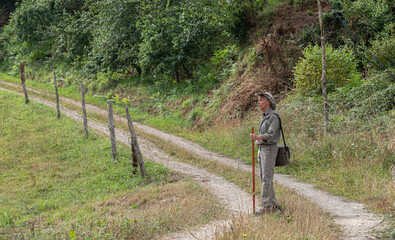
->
xmin=366 ymin=23 xmax=395 ymax=70
xmin=339 ymin=0 xmax=393 ymax=43
xmin=188 ymin=107 xmax=202 ymax=123
xmin=182 ymin=99 xmax=192 ymax=109
xmin=293 ymin=0 xmax=314 ymax=10
xmin=211 ymin=45 xmax=237 ymax=68
xmin=331 ymin=70 xmax=395 ymax=118
xmin=297 ymin=23 xmax=320 ymax=48
xmin=227 ymin=7 xmax=254 ymax=45
xmin=3 ymin=1 xmax=61 ymax=62
xmin=293 ymin=44 xmax=358 ymax=95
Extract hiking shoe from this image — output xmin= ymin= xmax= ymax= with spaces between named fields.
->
xmin=254 ymin=207 xmax=273 ymax=215
xmin=274 ymin=204 xmax=284 ymax=212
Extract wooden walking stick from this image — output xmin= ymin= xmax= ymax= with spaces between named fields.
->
xmin=252 ymin=127 xmax=256 ymax=214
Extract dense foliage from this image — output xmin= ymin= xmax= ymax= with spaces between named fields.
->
xmin=87 ymin=0 xmax=141 ymax=75
xmin=339 ymin=0 xmax=393 ymax=44
xmin=332 ymin=70 xmax=395 ymax=118
xmin=293 ymin=44 xmax=358 ymax=94
xmin=137 ymin=0 xmax=222 ymax=82
xmin=1 ymin=0 xmax=256 ymax=82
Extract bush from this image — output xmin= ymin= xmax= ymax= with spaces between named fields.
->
xmin=331 ymin=69 xmax=395 ymax=118
xmin=293 ymin=0 xmax=315 ymax=10
xmin=297 ymin=23 xmax=320 ymax=48
xmin=293 ymin=44 xmax=358 ymax=95
xmin=3 ymin=1 xmax=61 ymax=61
xmin=227 ymin=7 xmax=254 ymax=44
xmin=188 ymin=107 xmax=202 ymax=123
xmin=365 ymin=23 xmax=395 ymax=70
xmin=366 ymin=35 xmax=395 ymax=70
xmin=339 ymin=0 xmax=393 ymax=43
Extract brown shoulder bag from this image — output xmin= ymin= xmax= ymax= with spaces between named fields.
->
xmin=273 ymin=113 xmax=290 ymax=167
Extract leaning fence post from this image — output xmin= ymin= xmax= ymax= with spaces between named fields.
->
xmin=80 ymin=83 xmax=88 ymax=138
xmin=53 ymin=69 xmax=60 ymax=118
xmin=125 ymin=105 xmax=147 ymax=177
xmin=20 ymin=62 xmax=29 ymax=104
xmin=107 ymin=100 xmax=117 ymax=160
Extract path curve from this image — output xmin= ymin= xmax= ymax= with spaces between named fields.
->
xmin=0 ymin=80 xmax=385 ymax=239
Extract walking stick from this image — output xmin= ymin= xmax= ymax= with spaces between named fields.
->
xmin=252 ymin=127 xmax=256 ymax=214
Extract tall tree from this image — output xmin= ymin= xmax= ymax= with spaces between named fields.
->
xmin=4 ymin=1 xmax=60 ymax=60
xmin=87 ymin=0 xmax=141 ymax=76
xmin=138 ymin=0 xmax=222 ymax=83
xmin=317 ymin=0 xmax=329 ymax=133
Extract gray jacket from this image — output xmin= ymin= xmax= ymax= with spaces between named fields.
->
xmin=257 ymin=108 xmax=281 ymax=145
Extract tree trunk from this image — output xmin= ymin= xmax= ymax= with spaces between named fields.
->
xmin=181 ymin=63 xmax=192 ymax=79
xmin=174 ymin=67 xmax=180 ymax=84
xmin=133 ymin=64 xmax=142 ymax=75
xmin=125 ymin=105 xmax=147 ymax=177
xmin=317 ymin=0 xmax=329 ymax=133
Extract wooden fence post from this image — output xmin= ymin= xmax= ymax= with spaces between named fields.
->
xmin=107 ymin=100 xmax=117 ymax=160
xmin=125 ymin=105 xmax=147 ymax=177
xmin=80 ymin=83 xmax=88 ymax=138
xmin=53 ymin=69 xmax=60 ymax=118
xmin=20 ymin=62 xmax=29 ymax=104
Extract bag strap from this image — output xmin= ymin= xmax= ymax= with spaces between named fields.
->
xmin=271 ymin=112 xmax=287 ymax=148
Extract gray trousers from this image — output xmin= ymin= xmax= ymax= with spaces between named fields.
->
xmin=258 ymin=144 xmax=278 ymax=208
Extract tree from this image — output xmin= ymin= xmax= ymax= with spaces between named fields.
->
xmin=3 ymin=0 xmax=90 ymax=64
xmin=87 ymin=0 xmax=142 ymax=76
xmin=293 ymin=44 xmax=358 ymax=95
xmin=339 ymin=0 xmax=393 ymax=44
xmin=137 ymin=0 xmax=222 ymax=83
xmin=50 ymin=10 xmax=92 ymax=67
xmin=4 ymin=1 xmax=60 ymax=60
xmin=317 ymin=0 xmax=329 ymax=133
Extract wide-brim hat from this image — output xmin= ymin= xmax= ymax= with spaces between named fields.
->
xmin=261 ymin=92 xmax=276 ymax=110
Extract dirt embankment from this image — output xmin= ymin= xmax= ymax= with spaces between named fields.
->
xmin=220 ymin=1 xmax=331 ymax=120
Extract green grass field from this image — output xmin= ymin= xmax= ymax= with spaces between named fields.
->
xmin=0 ymin=90 xmax=226 ymax=239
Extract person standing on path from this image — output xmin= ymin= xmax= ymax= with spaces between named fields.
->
xmin=250 ymin=92 xmax=281 ymax=214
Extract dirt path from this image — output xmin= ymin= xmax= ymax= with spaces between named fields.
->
xmin=0 ymin=80 xmax=385 ymax=239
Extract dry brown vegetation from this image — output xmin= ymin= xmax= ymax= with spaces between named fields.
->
xmin=219 ymin=1 xmax=331 ymax=120
xmin=215 ymin=185 xmax=340 ymax=240
xmin=87 ymin=181 xmax=228 ymax=239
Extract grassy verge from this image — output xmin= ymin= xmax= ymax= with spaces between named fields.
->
xmin=0 ymin=90 xmax=227 ymax=239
